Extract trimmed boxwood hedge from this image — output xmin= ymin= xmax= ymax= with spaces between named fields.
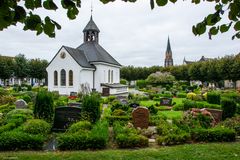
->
xmin=0 ymin=131 xmax=45 ymax=150
xmin=116 ymin=133 xmax=148 ymax=148
xmin=191 ymin=127 xmax=236 ymax=142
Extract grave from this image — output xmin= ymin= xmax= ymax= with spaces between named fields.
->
xmin=132 ymin=107 xmax=149 ymax=129
xmin=205 ymin=108 xmax=223 ymax=123
xmin=160 ymin=98 xmax=172 ymax=106
xmin=15 ymin=99 xmax=27 ymax=109
xmin=68 ymin=102 xmax=81 ymax=107
xmin=129 ymin=102 xmax=139 ymax=108
xmin=52 ymin=106 xmax=81 ymax=131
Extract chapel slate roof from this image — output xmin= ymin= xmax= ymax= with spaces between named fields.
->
xmin=83 ymin=16 xmax=100 ymax=32
xmin=63 ymin=46 xmax=95 ymax=69
xmin=77 ymin=42 xmax=121 ymax=66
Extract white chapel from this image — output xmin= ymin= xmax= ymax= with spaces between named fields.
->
xmin=46 ymin=16 xmax=128 ymax=96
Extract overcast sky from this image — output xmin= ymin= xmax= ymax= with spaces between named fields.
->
xmin=0 ymin=1 xmax=239 ymax=67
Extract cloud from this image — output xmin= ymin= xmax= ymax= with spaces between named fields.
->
xmin=0 ymin=1 xmax=239 ymax=67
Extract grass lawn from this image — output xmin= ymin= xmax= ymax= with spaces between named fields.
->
xmin=158 ymin=110 xmax=183 ymax=119
xmin=0 ymin=142 xmax=239 ymax=160
xmin=140 ymin=98 xmax=185 ymax=107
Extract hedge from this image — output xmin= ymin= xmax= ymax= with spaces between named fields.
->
xmin=157 ymin=133 xmax=190 ymax=145
xmin=105 ymin=116 xmax=131 ymax=126
xmin=116 ymin=133 xmax=148 ymax=148
xmin=207 ymin=92 xmax=221 ymax=105
xmin=0 ymin=131 xmax=45 ymax=150
xmin=221 ymin=98 xmax=237 ymax=120
xmin=191 ymin=127 xmax=236 ymax=142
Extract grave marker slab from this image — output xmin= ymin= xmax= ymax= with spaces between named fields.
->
xmin=15 ymin=99 xmax=27 ymax=109
xmin=52 ymin=106 xmax=81 ymax=131
xmin=160 ymin=98 xmax=172 ymax=106
xmin=132 ymin=107 xmax=149 ymax=129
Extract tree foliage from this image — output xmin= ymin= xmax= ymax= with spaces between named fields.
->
xmin=147 ymin=71 xmax=175 ymax=85
xmin=14 ymin=54 xmax=29 ymax=80
xmin=1 ymin=0 xmax=239 ymax=38
xmin=0 ymin=55 xmax=14 ymax=85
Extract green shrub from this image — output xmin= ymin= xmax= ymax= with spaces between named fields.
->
xmin=207 ymin=92 xmax=221 ymax=104
xmin=5 ymin=109 xmax=33 ymax=124
xmin=0 ymin=104 xmax=15 ymax=115
xmin=218 ymin=115 xmax=240 ymax=136
xmin=112 ymin=109 xmax=127 ymax=116
xmin=67 ymin=121 xmax=92 ymax=133
xmin=195 ymin=101 xmax=221 ymax=109
xmin=23 ymin=119 xmax=51 ymax=135
xmin=221 ymin=92 xmax=240 ymax=103
xmin=157 ymin=133 xmax=190 ymax=145
xmin=111 ymin=100 xmax=129 ymax=112
xmin=116 ymin=133 xmax=148 ymax=148
xmin=108 ymin=96 xmax=116 ymax=102
xmin=136 ymin=80 xmax=147 ymax=89
xmin=0 ymin=123 xmax=16 ymax=134
xmin=191 ymin=127 xmax=236 ymax=142
xmin=187 ymin=92 xmax=197 ymax=100
xmin=22 ymin=95 xmax=32 ymax=103
xmin=120 ymin=79 xmax=127 ymax=85
xmin=34 ymin=90 xmax=54 ymax=122
xmin=148 ymin=105 xmax=158 ymax=115
xmin=182 ymin=99 xmax=196 ymax=110
xmin=153 ymin=97 xmax=161 ymax=101
xmin=0 ymin=96 xmax=16 ymax=105
xmin=0 ymin=131 xmax=45 ymax=150
xmin=81 ymin=93 xmax=101 ymax=123
xmin=149 ymin=115 xmax=167 ymax=126
xmin=173 ymin=103 xmax=184 ymax=111
xmin=221 ymin=98 xmax=237 ymax=120
xmin=105 ymin=116 xmax=131 ymax=126
xmin=176 ymin=93 xmax=187 ymax=98
xmin=57 ymin=121 xmax=109 ymax=150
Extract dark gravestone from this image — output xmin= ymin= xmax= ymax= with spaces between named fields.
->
xmin=160 ymin=98 xmax=172 ymax=106
xmin=132 ymin=107 xmax=149 ymax=129
xmin=15 ymin=99 xmax=27 ymax=109
xmin=120 ymin=99 xmax=128 ymax=105
xmin=129 ymin=103 xmax=139 ymax=108
xmin=70 ymin=92 xmax=78 ymax=96
xmin=205 ymin=108 xmax=223 ymax=123
xmin=68 ymin=102 xmax=81 ymax=107
xmin=52 ymin=106 xmax=81 ymax=131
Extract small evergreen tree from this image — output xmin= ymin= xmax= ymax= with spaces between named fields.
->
xmin=34 ymin=90 xmax=54 ymax=122
xmin=81 ymin=93 xmax=101 ymax=123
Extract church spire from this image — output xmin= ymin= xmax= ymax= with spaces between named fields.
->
xmin=164 ymin=36 xmax=173 ymax=67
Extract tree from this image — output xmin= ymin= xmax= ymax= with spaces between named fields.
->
xmin=14 ymin=54 xmax=29 ymax=82
xmin=0 ymin=55 xmax=14 ymax=85
xmin=147 ymin=71 xmax=175 ymax=85
xmin=1 ymin=0 xmax=239 ymax=38
xmin=28 ymin=58 xmax=48 ymax=85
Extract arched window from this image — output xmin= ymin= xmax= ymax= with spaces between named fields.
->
xmin=54 ymin=71 xmax=58 ymax=86
xmin=108 ymin=70 xmax=111 ymax=83
xmin=69 ymin=70 xmax=73 ymax=86
xmin=111 ymin=70 xmax=113 ymax=83
xmin=60 ymin=69 xmax=66 ymax=86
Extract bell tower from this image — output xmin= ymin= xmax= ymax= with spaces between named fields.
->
xmin=164 ymin=37 xmax=173 ymax=67
xmin=83 ymin=15 xmax=100 ymax=43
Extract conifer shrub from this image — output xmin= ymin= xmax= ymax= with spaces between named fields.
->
xmin=186 ymin=92 xmax=197 ymax=100
xmin=67 ymin=121 xmax=92 ymax=133
xmin=23 ymin=119 xmax=51 ymax=135
xmin=207 ymin=92 xmax=221 ymax=104
xmin=81 ymin=93 xmax=101 ymax=123
xmin=34 ymin=90 xmax=54 ymax=122
xmin=221 ymin=98 xmax=237 ymax=120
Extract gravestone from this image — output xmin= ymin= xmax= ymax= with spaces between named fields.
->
xmin=129 ymin=103 xmax=139 ymax=108
xmin=160 ymin=98 xmax=172 ymax=106
xmin=52 ymin=106 xmax=81 ymax=131
xmin=15 ymin=99 xmax=27 ymax=109
xmin=70 ymin=92 xmax=78 ymax=97
xmin=132 ymin=107 xmax=149 ymax=129
xmin=68 ymin=102 xmax=81 ymax=107
xmin=205 ymin=108 xmax=223 ymax=123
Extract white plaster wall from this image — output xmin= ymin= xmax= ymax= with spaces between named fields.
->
xmin=93 ymin=63 xmax=120 ymax=92
xmin=46 ymin=47 xmax=82 ymax=95
xmin=79 ymin=69 xmax=94 ymax=90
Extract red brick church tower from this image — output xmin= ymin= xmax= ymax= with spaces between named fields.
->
xmin=164 ymin=37 xmax=173 ymax=67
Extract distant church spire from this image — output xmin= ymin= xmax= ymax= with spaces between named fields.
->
xmin=164 ymin=36 xmax=173 ymax=67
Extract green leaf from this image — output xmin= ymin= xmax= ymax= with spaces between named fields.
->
xmin=192 ymin=25 xmax=197 ymax=36
xmin=100 ymin=0 xmax=110 ymax=4
xmin=156 ymin=0 xmax=168 ymax=6
xmin=43 ymin=16 xmax=55 ymax=37
xmin=25 ymin=0 xmax=35 ymax=10
xmin=209 ymin=26 xmax=219 ymax=35
xmin=196 ymin=22 xmax=206 ymax=35
xmin=14 ymin=6 xmax=26 ymax=22
xmin=51 ymin=20 xmax=61 ymax=30
xmin=43 ymin=0 xmax=58 ymax=10
xmin=34 ymin=0 xmax=42 ymax=8
xmin=169 ymin=0 xmax=177 ymax=3
xmin=220 ymin=24 xmax=230 ymax=33
xmin=221 ymin=0 xmax=228 ymax=4
xmin=234 ymin=21 xmax=240 ymax=31
xmin=67 ymin=7 xmax=79 ymax=19
xmin=24 ymin=13 xmax=42 ymax=30
xmin=193 ymin=0 xmax=200 ymax=4
xmin=62 ymin=0 xmax=75 ymax=8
